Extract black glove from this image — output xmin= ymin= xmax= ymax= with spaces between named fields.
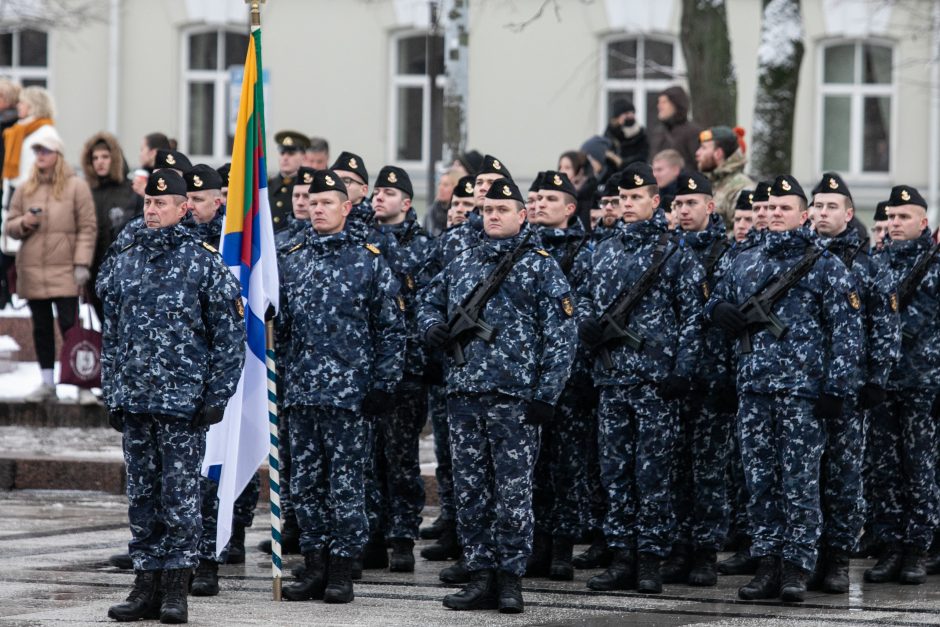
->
xmin=108 ymin=408 xmax=124 ymax=432
xmin=578 ymin=318 xmax=603 ymax=346
xmin=711 ymin=302 xmax=746 ymax=335
xmin=525 ymin=400 xmax=555 ymax=425
xmin=711 ymin=386 xmax=739 ymax=414
xmin=931 ymin=395 xmax=940 ymax=419
xmin=814 ymin=393 xmax=844 ymax=420
xmin=658 ymin=374 xmax=691 ymax=401
xmin=361 ymin=389 xmax=393 ymax=416
xmin=425 ymin=323 xmax=450 ymax=349
xmin=192 ymin=406 xmax=225 ymax=428
xmin=858 ymin=383 xmax=887 ymax=410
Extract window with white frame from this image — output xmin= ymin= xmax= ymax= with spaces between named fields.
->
xmin=820 ymin=40 xmax=893 ymax=175
xmin=183 ymin=28 xmax=249 ymax=160
xmin=0 ymin=29 xmax=49 ymax=88
xmin=390 ymin=32 xmax=444 ymax=167
xmin=602 ymin=35 xmax=680 ymax=132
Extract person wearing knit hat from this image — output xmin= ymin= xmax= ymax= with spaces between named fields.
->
xmin=695 ymin=126 xmax=755 ymax=231
xmin=605 ymin=99 xmax=650 ymax=168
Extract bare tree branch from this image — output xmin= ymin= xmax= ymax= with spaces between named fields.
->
xmin=504 ymin=0 xmax=594 ymax=33
xmin=0 ymin=0 xmax=106 ymax=30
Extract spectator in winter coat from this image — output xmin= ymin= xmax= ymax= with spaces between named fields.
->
xmin=649 ymin=86 xmax=702 ymax=170
xmin=604 ymin=99 xmax=649 ymax=168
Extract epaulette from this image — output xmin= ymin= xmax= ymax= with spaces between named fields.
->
xmin=365 ymin=243 xmax=381 ymax=255
xmin=536 ymin=249 xmax=550 ymax=257
xmin=201 ymin=242 xmax=218 ymax=254
xmin=287 ymin=242 xmax=305 ymax=254
xmin=120 ymin=242 xmax=136 ymax=254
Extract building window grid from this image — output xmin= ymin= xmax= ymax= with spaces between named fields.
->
xmin=181 ymin=27 xmax=249 ymax=162
xmin=600 ymin=34 xmax=680 ymax=134
xmin=818 ymin=39 xmax=895 ymax=179
xmin=388 ymin=31 xmax=444 ymax=169
xmin=0 ymin=29 xmax=51 ymax=88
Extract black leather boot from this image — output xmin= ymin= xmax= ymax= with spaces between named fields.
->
xmin=497 ymin=571 xmax=524 ymax=614
xmin=807 ymin=546 xmax=826 ymax=591
xmin=323 ymin=556 xmax=354 ymax=603
xmin=524 ymin=532 xmax=552 ymax=577
xmin=822 ymin=550 xmax=850 ymax=593
xmin=780 ymin=561 xmax=809 ymax=602
xmin=737 ymin=556 xmax=781 ymax=600
xmin=572 ymin=529 xmax=612 ymax=569
xmin=864 ymin=546 xmax=903 ymax=583
xmin=660 ymin=543 xmax=691 ymax=584
xmin=718 ymin=536 xmax=759 ymax=576
xmin=420 ymin=523 xmax=461 ymax=561
xmin=899 ymin=549 xmax=927 ymax=585
xmin=389 ymin=538 xmax=415 ymax=572
xmin=549 ymin=536 xmax=574 ymax=581
xmin=282 ymin=550 xmax=328 ymax=601
xmin=107 ymin=570 xmax=161 ymax=621
xmin=257 ymin=518 xmax=301 ymax=554
xmin=687 ymin=549 xmax=717 ymax=587
xmin=440 ymin=558 xmax=470 ymax=584
xmin=442 ymin=569 xmax=497 ymax=611
xmin=636 ymin=552 xmax=662 ymax=594
xmin=108 ymin=552 xmax=134 ymax=570
xmin=419 ymin=516 xmax=451 ymax=540
xmin=587 ymin=549 xmax=635 ymax=591
xmin=361 ymin=534 xmax=388 ymax=570
xmin=159 ymin=568 xmax=190 ymax=624
xmin=225 ymin=525 xmax=246 ymax=565
xmin=189 ymin=559 xmax=219 ymax=597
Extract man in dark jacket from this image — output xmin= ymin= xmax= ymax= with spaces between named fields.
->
xmin=604 ymin=99 xmax=649 ymax=167
xmin=649 ymin=86 xmax=702 ymax=170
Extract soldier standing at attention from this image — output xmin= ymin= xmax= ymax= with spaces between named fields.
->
xmin=268 ymin=130 xmax=309 ymax=234
xmin=864 ymin=185 xmax=940 ymax=586
xmin=419 ymin=177 xmax=575 ymax=613
xmin=707 ymin=175 xmax=862 ymax=602
xmin=278 ymin=169 xmax=405 ymax=604
xmin=97 ymin=170 xmax=245 ymax=623
xmin=577 ymin=162 xmax=705 ymax=595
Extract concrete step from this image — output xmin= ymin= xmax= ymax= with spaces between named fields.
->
xmin=0 ymin=402 xmax=107 ymax=427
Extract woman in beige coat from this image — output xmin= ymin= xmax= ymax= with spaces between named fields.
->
xmin=5 ymin=129 xmax=97 ymax=403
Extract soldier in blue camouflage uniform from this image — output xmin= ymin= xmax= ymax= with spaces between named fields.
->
xmin=268 ymin=131 xmax=308 ymax=234
xmin=577 ymin=162 xmax=705 ymax=595
xmin=98 ymin=170 xmax=245 ymax=623
xmin=419 ymin=177 xmax=575 ymax=614
xmin=864 ymin=185 xmax=940 ymax=586
xmin=707 ymin=175 xmax=863 ymax=602
xmin=664 ymin=172 xmax=735 ymax=587
xmin=361 ymin=166 xmax=432 ymax=573
xmin=526 ymin=171 xmax=595 ymax=581
xmin=419 ymin=175 xmax=477 ymax=565
xmin=278 ymin=169 xmax=405 ymax=605
xmin=808 ymin=173 xmax=900 ymax=593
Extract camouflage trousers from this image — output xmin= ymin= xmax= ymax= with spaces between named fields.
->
xmin=727 ymin=426 xmax=751 ymax=542
xmin=288 ymin=405 xmax=369 ymax=558
xmin=738 ymin=392 xmax=824 ymax=573
xmin=867 ymin=390 xmax=939 ymax=551
xmin=198 ymin=473 xmax=261 ymax=561
xmin=819 ymin=397 xmax=865 ymax=553
xmin=580 ymin=391 xmax=607 ymax=533
xmin=597 ymin=383 xmax=678 ymax=557
xmin=365 ymin=378 xmax=428 ymax=540
xmin=449 ymin=393 xmax=538 ymax=577
xmin=123 ymin=413 xmax=206 ymax=571
xmin=672 ymin=386 xmax=734 ymax=551
xmin=533 ymin=382 xmax=595 ymax=539
xmin=429 ymin=384 xmax=455 ymax=521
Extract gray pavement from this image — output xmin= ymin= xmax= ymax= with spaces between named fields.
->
xmin=1 ymin=490 xmax=939 ymax=626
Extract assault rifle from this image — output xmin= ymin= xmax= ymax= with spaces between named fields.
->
xmin=737 ymin=244 xmax=828 ymax=354
xmin=595 ymin=234 xmax=675 ymax=369
xmin=445 ymin=230 xmax=534 ymax=366
xmin=897 ymin=241 xmax=940 ymax=311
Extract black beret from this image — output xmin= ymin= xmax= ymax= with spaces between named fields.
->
xmin=294 ymin=167 xmax=316 ymax=187
xmin=752 ymin=180 xmax=773 ymax=203
xmin=484 ymin=177 xmax=523 ymax=203
xmin=618 ymin=161 xmax=656 ymax=190
xmin=735 ymin=189 xmax=754 ymax=211
xmin=307 ymin=169 xmax=348 ymax=196
xmin=528 ymin=171 xmax=545 ymax=194
xmin=769 ymin=174 xmax=806 ymax=201
xmin=216 ymin=163 xmax=231 ymax=187
xmin=330 ymin=151 xmax=369 ymax=185
xmin=873 ymin=200 xmax=889 ymax=222
xmin=145 ymin=170 xmax=187 ymax=197
xmin=674 ymin=170 xmax=713 ymax=197
xmin=887 ymin=185 xmax=927 ymax=209
xmin=538 ymin=170 xmax=578 ymax=198
xmin=811 ymin=172 xmax=853 ymax=202
xmin=274 ymin=130 xmax=310 ymax=151
xmin=477 ymin=154 xmax=512 ymax=180
xmin=452 ymin=175 xmax=475 ymax=199
xmin=154 ymin=149 xmax=192 ymax=173
xmin=457 ymin=150 xmax=483 ymax=176
xmin=375 ymin=165 xmax=413 ymax=198
xmin=601 ymin=173 xmax=621 ymax=198
xmin=184 ymin=164 xmax=222 ymax=192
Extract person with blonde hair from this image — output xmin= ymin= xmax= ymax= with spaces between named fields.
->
xmin=0 ymin=79 xmax=22 ymax=306
xmin=4 ymin=129 xmax=97 ymax=403
xmin=2 ymin=86 xmax=56 ymax=194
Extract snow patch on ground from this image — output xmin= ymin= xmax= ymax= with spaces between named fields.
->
xmin=0 ymin=426 xmax=122 ymax=459
xmin=0 ymin=361 xmax=91 ymax=401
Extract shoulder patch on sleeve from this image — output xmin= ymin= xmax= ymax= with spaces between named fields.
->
xmin=536 ymin=249 xmax=550 ymax=257
xmin=701 ymin=281 xmax=711 ymax=300
xmin=847 ymin=290 xmax=861 ymax=310
xmin=365 ymin=243 xmax=381 ymax=255
xmin=235 ymin=298 xmax=245 ymax=319
xmin=559 ymin=294 xmax=574 ymax=317
xmin=201 ymin=242 xmax=218 ymax=254
xmin=889 ymin=292 xmax=898 ymax=312
xmin=396 ymin=295 xmax=406 ymax=312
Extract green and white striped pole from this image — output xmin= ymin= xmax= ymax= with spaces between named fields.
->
xmin=265 ymin=319 xmax=282 ymax=601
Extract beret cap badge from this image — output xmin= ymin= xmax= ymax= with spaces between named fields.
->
xmin=165 ymin=154 xmax=176 ymax=166
xmin=388 ymin=172 xmax=398 ymax=184
xmin=901 ymin=189 xmax=911 ymax=201
xmin=324 ymin=175 xmax=335 ymax=187
xmin=552 ymin=174 xmax=562 ymax=186
xmin=688 ymin=178 xmax=697 ymax=190
xmin=156 ymin=178 xmax=167 ymax=192
xmin=193 ymin=175 xmax=203 ymax=188
xmin=828 ymin=178 xmax=838 ymax=190
xmin=283 ymin=136 xmax=293 ymax=146
xmin=348 ymin=157 xmax=358 ymax=169
xmin=781 ymin=179 xmax=792 ymax=192
xmin=633 ymin=174 xmax=643 ymax=186
xmin=492 ymin=159 xmax=501 ymax=170
xmin=502 ymin=185 xmax=511 ymax=197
